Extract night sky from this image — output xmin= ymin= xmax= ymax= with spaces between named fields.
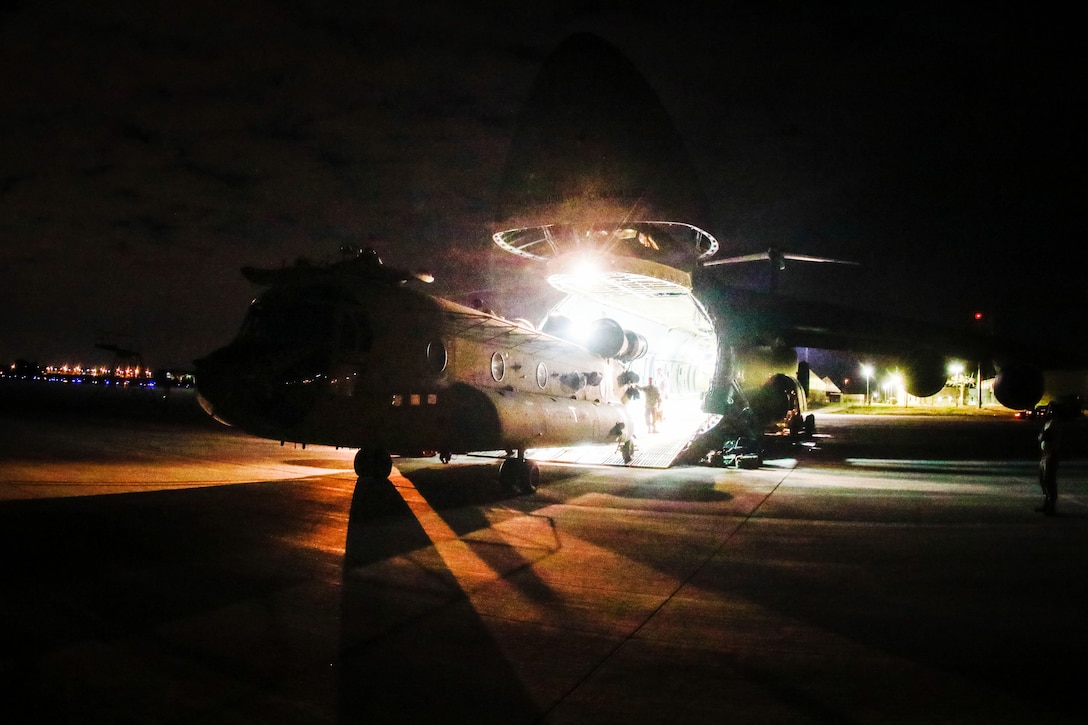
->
xmin=2 ymin=2 xmax=1083 ymax=369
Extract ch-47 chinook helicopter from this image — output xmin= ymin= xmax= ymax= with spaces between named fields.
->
xmin=194 ymin=240 xmax=701 ymax=493
xmin=194 ymin=197 xmax=755 ymax=489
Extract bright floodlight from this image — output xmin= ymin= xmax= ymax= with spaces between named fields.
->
xmin=571 ymin=253 xmax=600 ymax=281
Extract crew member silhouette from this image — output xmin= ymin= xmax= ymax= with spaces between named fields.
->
xmin=1037 ymin=402 xmax=1068 ymax=515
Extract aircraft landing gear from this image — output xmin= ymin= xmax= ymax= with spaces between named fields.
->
xmin=804 ymin=413 xmax=816 ymax=436
xmin=439 ymin=450 xmax=452 ymax=464
xmin=499 ymin=450 xmax=539 ymax=495
xmin=354 ymin=447 xmax=393 ymax=479
xmin=788 ymin=413 xmax=816 ymax=438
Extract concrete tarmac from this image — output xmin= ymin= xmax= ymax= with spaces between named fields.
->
xmin=1 ymin=383 xmax=1086 ymax=723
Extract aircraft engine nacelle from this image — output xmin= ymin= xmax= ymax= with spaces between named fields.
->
xmin=750 ymin=373 xmax=802 ymax=422
xmin=992 ymin=363 xmax=1044 ymax=410
xmin=902 ymin=349 xmax=947 ymax=398
xmin=748 ymin=373 xmax=812 ymax=435
xmin=584 ymin=318 xmax=648 ymax=362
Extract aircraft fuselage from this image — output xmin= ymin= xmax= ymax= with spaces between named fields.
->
xmin=195 ymin=263 xmax=635 ymax=467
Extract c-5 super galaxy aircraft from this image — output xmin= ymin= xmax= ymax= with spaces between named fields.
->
xmin=195 ymin=34 xmax=1081 ymax=490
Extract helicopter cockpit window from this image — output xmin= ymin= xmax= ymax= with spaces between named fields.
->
xmin=339 ymin=310 xmax=373 ymax=353
xmin=237 ymin=303 xmax=335 ymax=347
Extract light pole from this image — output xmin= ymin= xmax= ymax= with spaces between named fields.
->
xmin=861 ymin=364 xmax=874 ymax=405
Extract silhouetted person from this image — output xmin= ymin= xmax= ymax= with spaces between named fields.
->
xmin=642 ymin=378 xmax=662 ymax=433
xmin=1037 ymin=407 xmax=1063 ymax=515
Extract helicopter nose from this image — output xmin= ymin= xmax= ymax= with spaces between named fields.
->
xmin=195 ymin=345 xmax=328 ymax=432
xmin=194 ymin=349 xmax=255 ymax=427
xmin=193 ymin=353 xmax=238 ymax=426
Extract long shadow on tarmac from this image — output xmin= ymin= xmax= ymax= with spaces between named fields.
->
xmin=339 ymin=472 xmax=546 ymax=722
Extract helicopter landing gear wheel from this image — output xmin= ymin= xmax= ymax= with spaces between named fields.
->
xmin=354 ymin=447 xmax=393 ymax=479
xmin=499 ymin=454 xmax=539 ymax=495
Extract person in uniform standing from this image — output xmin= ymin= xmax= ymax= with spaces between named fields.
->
xmin=642 ymin=378 xmax=663 ymax=434
xmin=1035 ymin=398 xmax=1080 ymax=515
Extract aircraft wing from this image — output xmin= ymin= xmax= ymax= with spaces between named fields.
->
xmin=703 ymin=249 xmax=861 ymax=269
xmin=698 ymin=282 xmax=1086 ymax=370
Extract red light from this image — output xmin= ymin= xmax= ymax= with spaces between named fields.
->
xmin=974 ymin=312 xmax=983 ymax=320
